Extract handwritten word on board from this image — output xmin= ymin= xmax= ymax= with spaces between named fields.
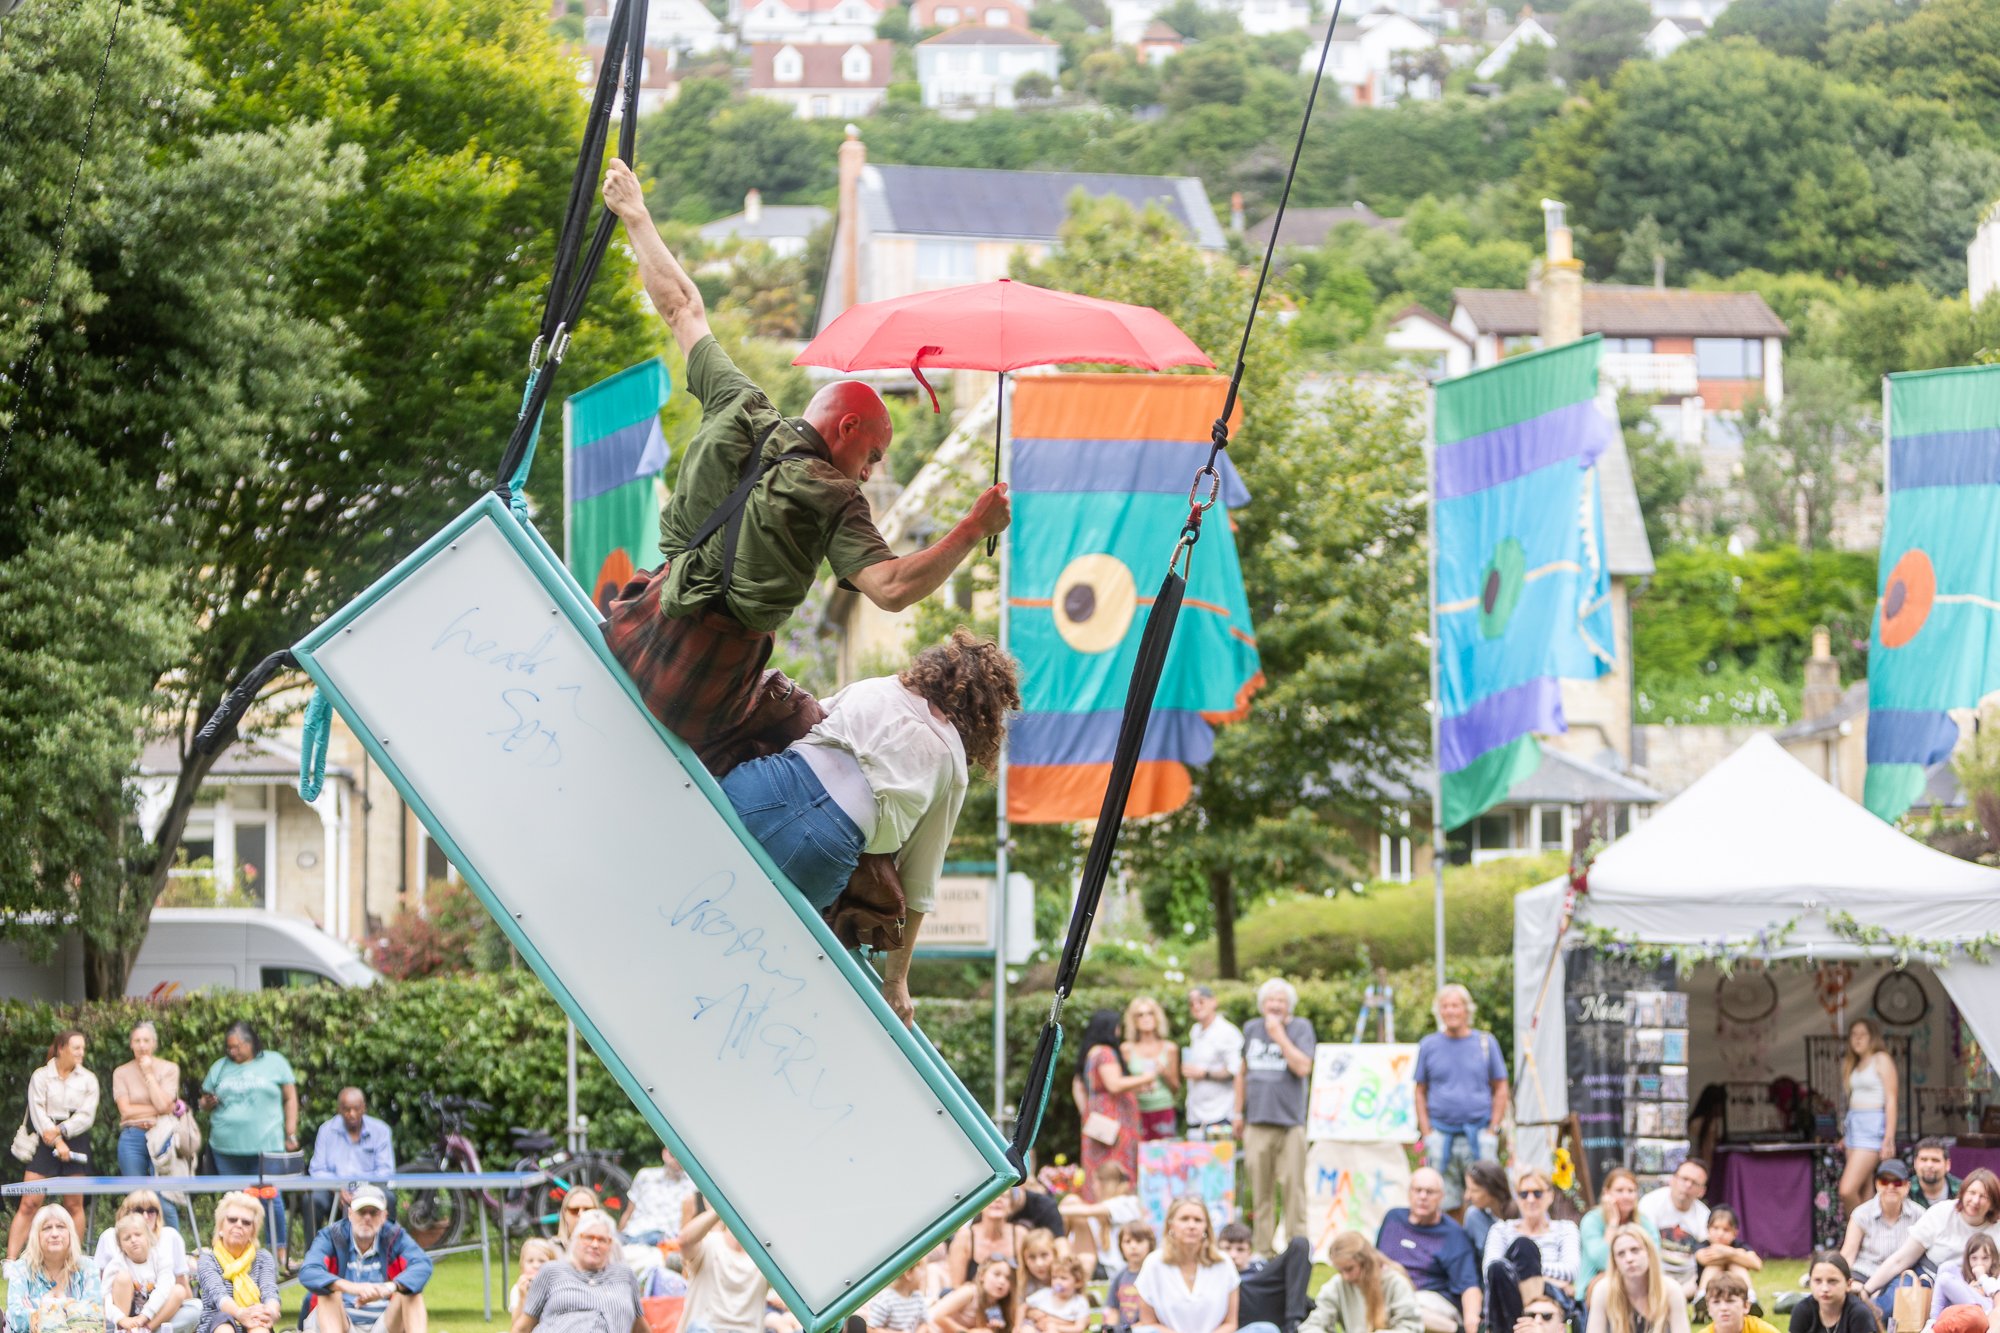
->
xmin=1307 ymin=1044 xmax=1419 ymax=1143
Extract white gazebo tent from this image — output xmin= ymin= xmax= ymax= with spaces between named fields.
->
xmin=1512 ymin=734 xmax=2000 ymax=1135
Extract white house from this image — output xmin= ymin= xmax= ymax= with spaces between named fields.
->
xmin=1304 ymin=12 xmax=1442 ymax=104
xmin=739 ymin=0 xmax=885 ymax=45
xmin=748 ymin=40 xmax=894 ymax=117
xmin=1384 ymin=303 xmax=1474 ymax=379
xmin=1643 ymin=14 xmax=1702 ymax=57
xmin=916 ymin=25 xmax=1061 ymax=111
xmin=1238 ymin=0 xmax=1314 ymax=35
xmin=697 ymin=190 xmax=831 ymax=258
xmin=1137 ymin=20 xmax=1185 ymax=63
xmin=1649 ymin=0 xmax=1729 ymax=28
xmin=1473 ymin=12 xmax=1554 ymax=78
xmin=911 ymin=0 xmax=1029 ymax=27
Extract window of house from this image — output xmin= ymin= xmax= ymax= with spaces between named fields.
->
xmin=1379 ymin=809 xmax=1413 ymax=883
xmin=984 ymin=5 xmax=1008 ymax=20
xmin=169 ymin=784 xmax=274 ymax=907
xmin=1474 ymin=810 xmax=1513 ymax=853
xmin=1536 ymin=805 xmax=1565 ymax=851
xmin=1695 ymin=337 xmax=1763 ymax=378
xmin=842 ymin=45 xmax=871 ymax=81
xmin=774 ymin=47 xmax=803 ymax=81
xmin=1601 ymin=337 xmax=1654 ymax=355
xmin=810 ymin=94 xmax=829 ymax=115
xmin=916 ymin=238 xmax=977 ymax=280
xmin=936 ymin=4 xmax=960 ymax=20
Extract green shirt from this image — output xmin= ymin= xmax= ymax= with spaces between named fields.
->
xmin=202 ymin=1050 xmax=295 ymax=1155
xmin=656 ymin=336 xmax=892 ymax=632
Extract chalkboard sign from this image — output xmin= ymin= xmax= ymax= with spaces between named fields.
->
xmin=293 ymin=496 xmax=1014 ymax=1331
xmin=1563 ymin=946 xmax=1674 ymax=1188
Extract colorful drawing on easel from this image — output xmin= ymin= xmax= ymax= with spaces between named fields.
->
xmin=1137 ymin=1139 xmax=1237 ymax=1230
xmin=1307 ymin=1044 xmax=1420 ymax=1143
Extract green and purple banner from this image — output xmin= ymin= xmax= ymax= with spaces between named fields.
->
xmin=566 ymin=358 xmax=672 ymax=613
xmin=1433 ymin=336 xmax=1614 ymax=829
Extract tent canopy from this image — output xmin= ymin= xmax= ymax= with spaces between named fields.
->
xmin=1513 ymin=734 xmax=2000 ymax=1122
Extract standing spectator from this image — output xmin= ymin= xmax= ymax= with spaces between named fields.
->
xmin=1460 ymin=1163 xmax=1515 ymax=1257
xmin=6 ymin=1205 xmax=100 ymax=1333
xmin=1124 ymin=998 xmax=1182 ymax=1141
xmin=1299 ymin=1232 xmax=1423 ymax=1333
xmin=1134 ymin=1196 xmax=1280 ymax=1333
xmin=8 ymin=1030 xmax=98 ymax=1262
xmin=299 ymin=1185 xmax=432 ymax=1333
xmin=1078 ymin=1010 xmax=1147 ymax=1200
xmin=1583 ymin=1226 xmax=1688 ymax=1333
xmin=511 ymin=1210 xmax=646 ymax=1333
xmin=102 ymin=1211 xmax=185 ymax=1333
xmin=1841 ymin=1160 xmax=1918 ymax=1319
xmin=200 ymin=1023 xmax=298 ymax=1265
xmin=1234 ymin=979 xmax=1316 ymax=1258
xmin=1376 ymin=1168 xmax=1480 ymax=1333
xmin=679 ymin=1206 xmax=771 ymax=1333
xmin=1412 ymin=986 xmax=1507 ymax=1211
xmin=1183 ymin=988 xmax=1243 ymax=1139
xmin=1483 ymin=1169 xmax=1580 ymax=1332
xmin=1915 ymin=1139 xmax=1961 ymax=1210
xmin=1859 ymin=1168 xmax=2000 ymax=1299
xmin=1786 ymin=1253 xmax=1875 ymax=1333
xmin=622 ymin=1147 xmax=698 ymax=1246
xmin=113 ymin=1023 xmax=184 ymax=1232
xmin=94 ymin=1192 xmax=196 ymax=1333
xmin=1838 ymin=1019 xmax=1897 ymax=1214
xmin=307 ymin=1088 xmax=395 ymax=1236
xmin=1638 ymin=1159 xmax=1710 ymax=1301
xmin=195 ymin=1192 xmax=281 ymax=1333
xmin=1576 ymin=1170 xmax=1657 ymax=1301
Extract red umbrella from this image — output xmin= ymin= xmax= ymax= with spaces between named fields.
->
xmin=796 ymin=277 xmax=1213 ymax=548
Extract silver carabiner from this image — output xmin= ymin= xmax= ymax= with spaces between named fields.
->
xmin=549 ymin=322 xmax=573 ymax=366
xmin=1169 ymin=531 xmax=1198 ymax=579
xmin=1187 ymin=464 xmax=1222 ymax=513
xmin=527 ymin=334 xmax=547 ymax=374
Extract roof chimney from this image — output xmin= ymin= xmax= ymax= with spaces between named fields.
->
xmin=837 ymin=125 xmax=865 ymax=316
xmin=1230 ymin=192 xmax=1245 ymax=233
xmin=1803 ymin=625 xmax=1842 ymax=723
xmin=1538 ymin=197 xmax=1583 ymax=348
xmin=744 ymin=188 xmax=763 ymax=225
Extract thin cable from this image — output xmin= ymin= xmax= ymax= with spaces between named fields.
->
xmin=0 ymin=0 xmax=129 ymax=485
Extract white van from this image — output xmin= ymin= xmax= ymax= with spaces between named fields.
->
xmin=0 ymin=909 xmax=380 ymax=1003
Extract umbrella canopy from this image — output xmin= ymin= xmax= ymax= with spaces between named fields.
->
xmin=795 ymin=278 xmax=1213 ymax=382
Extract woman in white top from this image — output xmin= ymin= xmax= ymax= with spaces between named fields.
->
xmin=1860 ymin=1168 xmax=2000 ymax=1300
xmin=720 ymin=629 xmax=1019 ymax=1024
xmin=1838 ymin=1018 xmax=1898 ymax=1213
xmin=1134 ymin=1196 xmax=1281 ymax=1333
xmin=1484 ymin=1169 xmax=1582 ymax=1332
xmin=8 ymin=1030 xmax=99 ymax=1263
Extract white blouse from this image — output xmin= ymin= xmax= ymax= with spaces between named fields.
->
xmin=1135 ymin=1253 xmax=1240 ymax=1333
xmin=796 ymin=678 xmax=967 ymax=913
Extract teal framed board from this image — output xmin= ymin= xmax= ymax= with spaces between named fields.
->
xmin=291 ymin=493 xmax=1015 ymax=1330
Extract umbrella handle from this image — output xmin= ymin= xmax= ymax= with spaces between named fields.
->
xmin=909 ymin=346 xmax=943 ymax=414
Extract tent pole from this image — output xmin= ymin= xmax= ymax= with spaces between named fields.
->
xmin=994 ymin=375 xmax=1013 ymax=1124
xmin=1428 ymin=390 xmax=1447 ymax=989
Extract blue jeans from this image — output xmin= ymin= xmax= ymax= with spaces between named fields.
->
xmin=211 ymin=1151 xmax=286 ymax=1251
xmin=118 ymin=1127 xmax=180 ymax=1231
xmin=1425 ymin=1123 xmax=1497 ymax=1208
xmin=721 ymin=749 xmax=865 ymax=910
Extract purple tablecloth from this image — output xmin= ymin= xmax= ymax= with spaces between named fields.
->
xmin=1714 ymin=1145 xmax=1819 ymax=1259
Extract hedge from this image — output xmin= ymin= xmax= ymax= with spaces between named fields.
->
xmin=1 ymin=957 xmax=1511 ymax=1184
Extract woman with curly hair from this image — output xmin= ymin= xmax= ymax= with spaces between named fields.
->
xmin=720 ymin=628 xmax=1020 ymax=1024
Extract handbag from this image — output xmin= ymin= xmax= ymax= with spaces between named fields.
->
xmin=10 ymin=1112 xmax=35 ymax=1164
xmin=1083 ymin=1112 xmax=1121 ymax=1146
xmin=1891 ymin=1271 xmax=1932 ymax=1333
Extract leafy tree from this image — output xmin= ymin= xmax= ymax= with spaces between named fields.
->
xmin=877 ymin=3 xmax=913 ymax=40
xmin=1292 ymin=266 xmax=1379 ymax=350
xmin=1497 ymin=39 xmax=1555 ymax=88
xmin=1077 ymin=48 xmax=1163 ymax=110
xmin=1866 ymin=137 xmax=2000 ymax=295
xmin=1155 ymin=0 xmax=1241 ymax=39
xmin=1616 ymin=393 xmax=1706 ymax=550
xmin=1554 ymin=0 xmax=1652 ymax=85
xmin=1611 ymin=214 xmax=1683 ymax=285
xmin=1830 ymin=0 xmax=2000 ymax=138
xmin=1710 ymin=0 xmax=1832 ymax=60
xmin=1014 ymin=70 xmax=1057 ymax=101
xmin=1162 ymin=44 xmax=1253 ymax=113
xmin=1741 ymin=355 xmax=1876 ymax=550
xmin=1296 ymin=86 xmax=1566 ymax=213
xmin=1388 ymin=233 xmax=1536 ymax=314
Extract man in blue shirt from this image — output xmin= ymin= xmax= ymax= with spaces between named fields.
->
xmin=1377 ymin=1168 xmax=1481 ymax=1333
xmin=308 ymin=1087 xmax=397 ymax=1234
xmin=301 ymin=1185 xmax=433 ymax=1333
xmin=1412 ymin=983 xmax=1508 ymax=1210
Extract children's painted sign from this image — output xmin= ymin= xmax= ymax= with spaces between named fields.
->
xmin=1137 ymin=1138 xmax=1237 ymax=1231
xmin=1307 ymin=1044 xmax=1419 ymax=1143
xmin=1305 ymin=1140 xmax=1411 ymax=1261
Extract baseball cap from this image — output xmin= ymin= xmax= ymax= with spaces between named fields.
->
xmin=1874 ymin=1159 xmax=1911 ymax=1182
xmin=350 ymin=1184 xmax=389 ymax=1212
xmin=1189 ymin=985 xmax=1215 ymax=998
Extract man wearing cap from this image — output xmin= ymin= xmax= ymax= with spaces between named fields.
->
xmin=1842 ymin=1159 xmax=1919 ymax=1319
xmin=301 ymin=1184 xmax=434 ymax=1333
xmin=307 ymin=1088 xmax=396 ymax=1236
xmin=1182 ymin=986 xmax=1243 ymax=1139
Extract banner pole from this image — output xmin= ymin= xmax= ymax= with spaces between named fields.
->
xmin=562 ymin=394 xmax=574 ymax=572
xmin=1428 ymin=388 xmax=1446 ymax=990
xmin=994 ymin=377 xmax=1012 ymax=1124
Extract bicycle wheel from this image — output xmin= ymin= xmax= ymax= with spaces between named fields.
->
xmin=395 ymin=1156 xmax=468 ymax=1251
xmin=531 ymin=1155 xmax=634 ymax=1238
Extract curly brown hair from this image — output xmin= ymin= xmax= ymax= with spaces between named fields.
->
xmin=898 ymin=629 xmax=1021 ymax=770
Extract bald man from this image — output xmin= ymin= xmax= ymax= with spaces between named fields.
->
xmin=599 ymin=158 xmax=1010 ymax=776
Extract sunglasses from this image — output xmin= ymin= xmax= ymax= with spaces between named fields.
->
xmin=132 ymin=1206 xmax=161 ymax=1216
xmin=1517 ymin=1189 xmax=1547 ymax=1199
xmin=565 ymin=1205 xmax=592 ymax=1215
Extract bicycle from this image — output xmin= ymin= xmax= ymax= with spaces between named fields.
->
xmin=394 ymin=1093 xmax=633 ymax=1249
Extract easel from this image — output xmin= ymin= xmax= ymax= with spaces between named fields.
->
xmin=1355 ymin=969 xmax=1396 ymax=1043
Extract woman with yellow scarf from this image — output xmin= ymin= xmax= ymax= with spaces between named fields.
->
xmin=195 ymin=1193 xmax=280 ymax=1333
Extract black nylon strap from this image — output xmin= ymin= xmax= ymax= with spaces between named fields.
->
xmin=679 ymin=420 xmax=818 ymax=595
xmin=1006 ymin=568 xmax=1188 ymax=1170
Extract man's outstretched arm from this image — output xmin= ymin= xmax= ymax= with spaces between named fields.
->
xmin=849 ymin=483 xmax=1011 ymax=613
xmin=602 ymin=158 xmax=710 ymax=356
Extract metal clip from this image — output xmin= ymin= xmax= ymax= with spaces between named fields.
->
xmin=549 ymin=323 xmax=573 ymax=366
xmin=1169 ymin=531 xmax=1198 ymax=579
xmin=1186 ymin=464 xmax=1222 ymax=513
xmin=527 ymin=334 xmax=547 ymax=374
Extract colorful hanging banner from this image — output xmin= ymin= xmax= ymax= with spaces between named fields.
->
xmin=567 ymin=358 xmax=673 ymax=612
xmin=1433 ymin=337 xmax=1615 ymax=830
xmin=1865 ymin=364 xmax=2000 ymax=821
xmin=1006 ymin=374 xmax=1263 ymax=823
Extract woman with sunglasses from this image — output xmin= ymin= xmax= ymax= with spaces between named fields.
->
xmin=195 ymin=1192 xmax=280 ymax=1333
xmin=1484 ymin=1171 xmax=1581 ymax=1333
xmin=93 ymin=1193 xmax=197 ymax=1333
xmin=554 ymin=1188 xmax=603 ymax=1252
xmin=1514 ymin=1293 xmax=1568 ymax=1333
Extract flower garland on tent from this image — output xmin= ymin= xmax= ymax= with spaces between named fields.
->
xmin=1576 ymin=910 xmax=2000 ymax=975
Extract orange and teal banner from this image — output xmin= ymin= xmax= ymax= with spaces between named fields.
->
xmin=1865 ymin=364 xmax=2000 ymax=821
xmin=1006 ymin=375 xmax=1263 ymax=824
xmin=567 ymin=358 xmax=673 ymax=612
xmin=1434 ymin=337 xmax=1614 ymax=829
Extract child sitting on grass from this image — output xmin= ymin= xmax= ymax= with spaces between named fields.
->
xmin=865 ymin=1263 xmax=936 ymax=1333
xmin=1018 ymin=1255 xmax=1091 ymax=1333
xmin=510 ymin=1238 xmax=560 ymax=1316
xmin=1696 ymin=1208 xmax=1763 ymax=1308
xmin=931 ymin=1260 xmax=1016 ymax=1333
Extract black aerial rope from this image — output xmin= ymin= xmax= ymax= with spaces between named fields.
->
xmin=1004 ymin=0 xmax=1350 ymax=1173
xmin=197 ymin=0 xmax=649 ymax=753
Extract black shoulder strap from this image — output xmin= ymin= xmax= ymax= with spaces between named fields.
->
xmin=679 ymin=418 xmax=819 ymax=596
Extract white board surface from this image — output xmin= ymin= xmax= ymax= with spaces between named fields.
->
xmin=303 ymin=507 xmax=1002 ymax=1315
